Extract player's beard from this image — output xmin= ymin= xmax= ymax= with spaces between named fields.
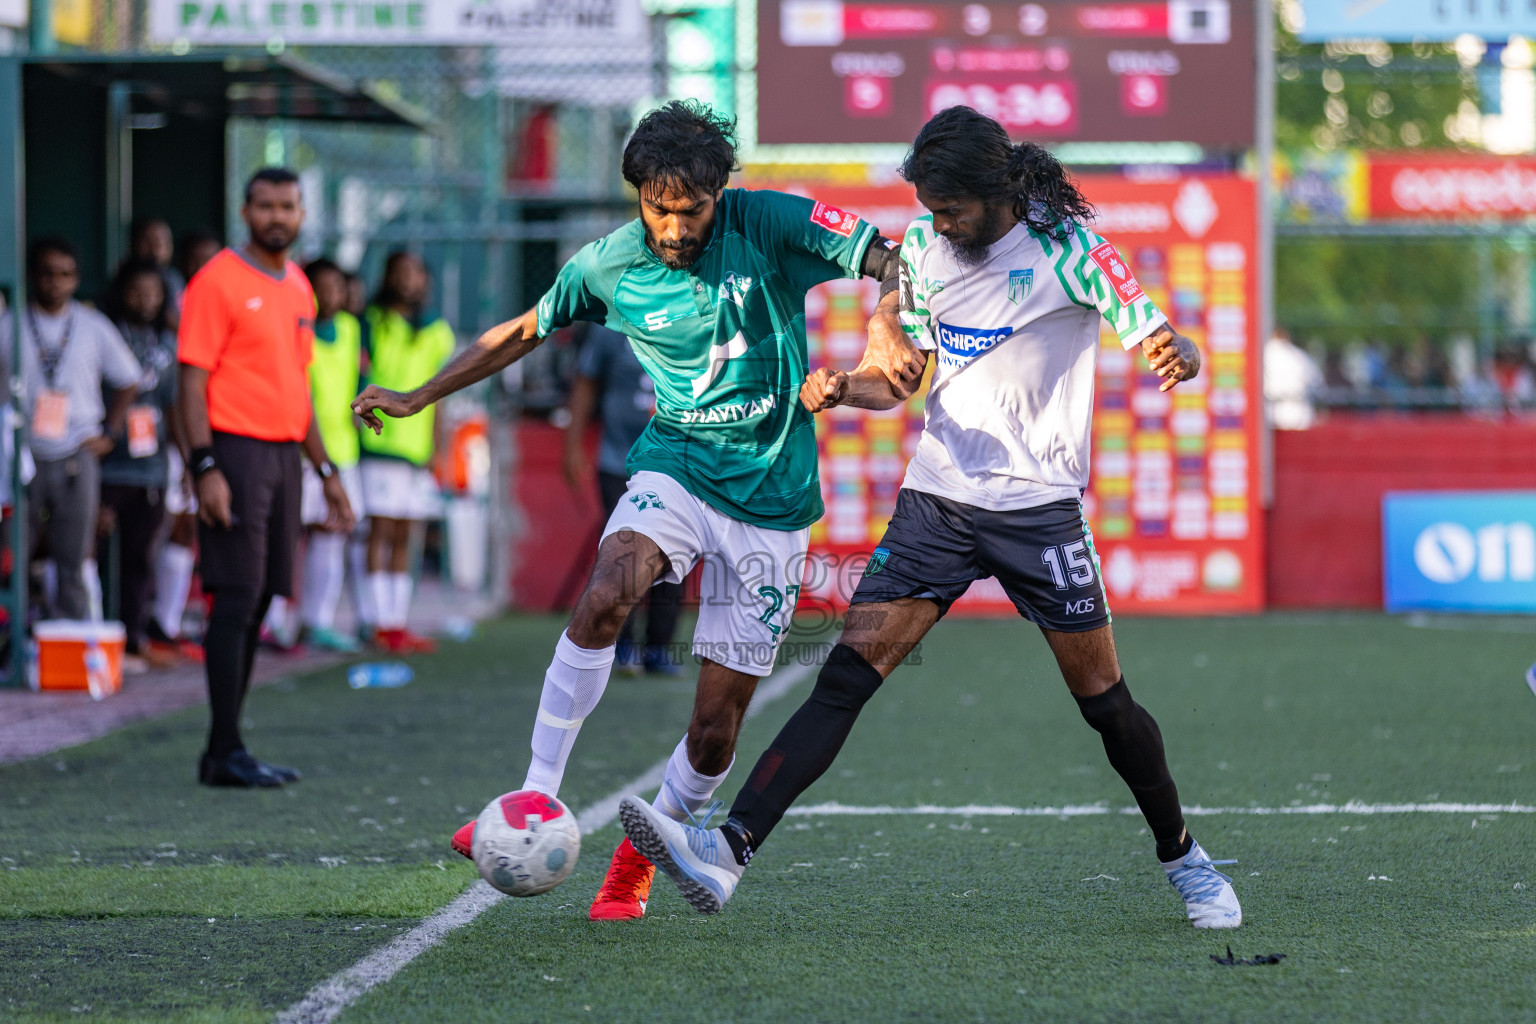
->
xmin=941 ymin=203 xmax=1008 ymax=268
xmin=251 ymin=223 xmax=299 ymax=255
xmin=645 ymin=226 xmax=705 ymax=270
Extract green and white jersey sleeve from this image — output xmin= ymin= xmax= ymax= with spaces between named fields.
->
xmin=1039 ymin=223 xmax=1166 ymax=350
xmin=535 ymin=243 xmax=609 ymax=337
xmin=897 ymin=216 xmax=938 ymax=351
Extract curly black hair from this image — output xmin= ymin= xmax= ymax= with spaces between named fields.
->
xmin=621 ymin=100 xmax=740 ymax=199
xmin=899 ymin=106 xmax=1095 ymax=240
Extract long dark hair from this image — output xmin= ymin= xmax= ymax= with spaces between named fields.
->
xmin=621 ymin=100 xmax=739 ymax=199
xmin=899 ymin=106 xmax=1095 ymax=240
xmin=110 ymin=258 xmax=170 ymax=333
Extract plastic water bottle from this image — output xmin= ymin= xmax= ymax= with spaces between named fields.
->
xmin=441 ymin=616 xmax=476 ymax=642
xmin=348 ymin=662 xmax=415 ymax=689
xmin=84 ymin=639 xmax=111 ymax=702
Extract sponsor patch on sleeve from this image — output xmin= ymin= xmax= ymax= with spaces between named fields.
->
xmin=811 ymin=201 xmax=860 ymax=238
xmin=1088 ymin=241 xmax=1145 ymax=304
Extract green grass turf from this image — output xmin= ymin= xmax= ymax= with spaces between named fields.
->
xmin=3 ymin=612 xmax=1535 ymax=1022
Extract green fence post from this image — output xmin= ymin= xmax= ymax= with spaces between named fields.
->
xmin=0 ymin=54 xmax=28 ymax=687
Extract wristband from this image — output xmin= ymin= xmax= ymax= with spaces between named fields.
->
xmin=316 ymin=461 xmax=336 ymax=481
xmin=190 ymin=446 xmax=218 ymax=479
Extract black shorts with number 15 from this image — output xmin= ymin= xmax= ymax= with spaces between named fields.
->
xmin=849 ymin=489 xmax=1112 ymax=633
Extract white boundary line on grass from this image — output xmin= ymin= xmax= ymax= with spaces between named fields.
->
xmin=785 ymin=801 xmax=1536 ymax=817
xmin=276 ymin=661 xmax=817 ymax=1024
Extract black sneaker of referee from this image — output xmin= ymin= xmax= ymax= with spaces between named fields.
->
xmin=198 ymin=748 xmax=284 ymax=788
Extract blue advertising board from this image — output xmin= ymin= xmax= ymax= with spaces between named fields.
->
xmin=1299 ymin=1 xmax=1536 ymax=41
xmin=1383 ymin=492 xmax=1536 ymax=613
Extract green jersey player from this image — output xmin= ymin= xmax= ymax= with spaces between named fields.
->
xmin=351 ymin=101 xmax=920 ymax=920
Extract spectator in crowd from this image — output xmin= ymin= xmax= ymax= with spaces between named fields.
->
xmin=129 ymin=218 xmax=186 ymax=322
xmin=297 ymin=258 xmax=366 ymax=652
xmin=344 ymin=271 xmax=368 ymax=319
xmin=179 ymin=167 xmax=354 ymax=788
xmin=178 ymin=230 xmax=223 ymax=293
xmin=1264 ymin=329 xmax=1323 ymax=430
xmin=358 ymin=251 xmax=455 ymax=654
xmin=564 ymin=322 xmax=682 ymax=674
xmin=0 ymin=238 xmax=140 ymax=621
xmin=98 ymin=260 xmax=180 ymax=670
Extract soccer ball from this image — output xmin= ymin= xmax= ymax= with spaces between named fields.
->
xmin=472 ymin=790 xmax=581 ymax=897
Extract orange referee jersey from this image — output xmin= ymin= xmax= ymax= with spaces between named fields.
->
xmin=178 ymin=248 xmax=315 ymax=443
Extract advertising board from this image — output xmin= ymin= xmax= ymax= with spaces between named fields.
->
xmin=771 ymin=171 xmax=1264 ymax=615
xmin=1383 ymin=492 xmax=1536 ymax=613
xmin=1368 ymin=153 xmax=1536 ymax=220
xmin=1296 ymin=0 xmax=1536 ymax=42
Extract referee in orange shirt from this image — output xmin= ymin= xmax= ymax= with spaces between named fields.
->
xmin=179 ymin=168 xmax=355 ymax=788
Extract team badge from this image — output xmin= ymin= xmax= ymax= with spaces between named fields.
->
xmin=864 ymin=546 xmax=891 ymax=576
xmin=810 ymin=201 xmax=859 ymax=238
xmin=629 ymin=491 xmax=665 ymax=511
xmin=1007 ymin=269 xmax=1034 ymax=304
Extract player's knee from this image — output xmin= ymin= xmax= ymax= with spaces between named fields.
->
xmin=810 ymin=644 xmax=884 ymax=712
xmin=207 ymin=585 xmax=264 ymax=630
xmin=1074 ymin=677 xmax=1135 ymax=734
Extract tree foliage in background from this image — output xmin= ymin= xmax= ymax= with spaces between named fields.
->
xmin=1270 ymin=1 xmax=1506 ymax=349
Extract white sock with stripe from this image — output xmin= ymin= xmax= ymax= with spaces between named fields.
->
xmin=521 ymin=631 xmax=615 ymax=796
xmin=652 ymin=736 xmax=734 ymax=822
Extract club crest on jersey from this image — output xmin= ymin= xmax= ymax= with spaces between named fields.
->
xmin=1007 ymin=269 xmax=1034 ymax=304
xmin=1088 ymin=242 xmax=1145 ymax=304
xmin=810 ymin=201 xmax=859 ymax=238
xmin=721 ymin=272 xmax=755 ymax=308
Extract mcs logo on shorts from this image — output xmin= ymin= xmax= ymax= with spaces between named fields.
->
xmin=1065 ymin=598 xmax=1096 ymax=615
xmin=935 ymin=321 xmax=1014 ymax=365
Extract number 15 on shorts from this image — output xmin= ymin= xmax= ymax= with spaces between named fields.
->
xmin=1041 ymin=541 xmax=1096 ymax=590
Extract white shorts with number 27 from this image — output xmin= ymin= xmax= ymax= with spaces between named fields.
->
xmin=602 ymin=470 xmax=809 ymax=676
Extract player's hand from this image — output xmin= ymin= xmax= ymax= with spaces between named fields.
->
xmin=801 ymin=368 xmax=848 ymax=412
xmin=197 ymin=469 xmax=234 ymax=529
xmin=81 ymin=434 xmax=114 ymax=458
xmin=352 ymin=386 xmax=417 ymax=434
xmin=866 ymin=308 xmax=925 ymax=393
xmin=321 ymin=473 xmax=356 ymax=533
xmin=1142 ymin=329 xmax=1201 ymax=392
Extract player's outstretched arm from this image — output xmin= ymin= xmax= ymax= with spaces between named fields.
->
xmin=1142 ymin=324 xmax=1201 ymax=393
xmin=862 ymin=289 xmax=926 ymax=394
xmin=800 ymin=360 xmax=923 ymax=413
xmin=352 ymin=308 xmax=542 ymax=432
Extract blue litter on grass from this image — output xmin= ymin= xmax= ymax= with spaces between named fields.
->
xmin=348 ymin=662 xmax=414 ymax=689
xmin=1527 ymin=663 xmax=1536 ymax=698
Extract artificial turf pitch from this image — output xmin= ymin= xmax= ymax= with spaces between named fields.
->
xmin=1 ymin=612 xmax=1533 ymax=1023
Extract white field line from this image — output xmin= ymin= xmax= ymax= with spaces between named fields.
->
xmin=276 ymin=660 xmax=817 ymax=1024
xmin=786 ymin=801 xmax=1536 ymax=818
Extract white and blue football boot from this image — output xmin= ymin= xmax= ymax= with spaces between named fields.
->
xmin=618 ymin=796 xmax=744 ymax=914
xmin=1162 ymin=840 xmax=1242 ymax=929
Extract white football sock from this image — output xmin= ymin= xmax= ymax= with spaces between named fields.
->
xmin=349 ymin=538 xmax=373 ymax=629
xmin=263 ymin=595 xmax=289 ymax=634
xmin=521 ymin=631 xmax=615 ymax=796
xmin=653 ymin=735 xmax=734 ymax=822
xmin=390 ymin=572 xmax=413 ymax=631
xmin=153 ymin=542 xmax=195 ymax=639
xmin=301 ymin=532 xmax=347 ymax=631
xmin=368 ymin=573 xmax=397 ymax=630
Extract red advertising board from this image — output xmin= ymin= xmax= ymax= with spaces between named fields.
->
xmin=1369 ymin=153 xmax=1536 ymax=219
xmin=756 ymin=0 xmax=1256 ymax=146
xmin=772 ymin=172 xmax=1264 ymax=615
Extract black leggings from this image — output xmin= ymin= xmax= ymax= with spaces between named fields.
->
xmin=97 ymin=484 xmax=167 ymax=653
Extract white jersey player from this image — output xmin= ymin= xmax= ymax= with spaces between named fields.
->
xmin=620 ymin=106 xmax=1243 ymax=931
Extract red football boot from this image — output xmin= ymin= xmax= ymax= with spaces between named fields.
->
xmin=588 ymin=838 xmax=655 ymax=920
xmin=451 ymin=819 xmax=476 ymax=859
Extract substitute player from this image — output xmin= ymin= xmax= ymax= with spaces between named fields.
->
xmin=352 ymin=100 xmax=920 ymax=920
xmin=622 ymin=106 xmax=1243 ymax=930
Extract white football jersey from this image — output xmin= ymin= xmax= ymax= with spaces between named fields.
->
xmin=897 ymin=215 xmax=1168 ymax=512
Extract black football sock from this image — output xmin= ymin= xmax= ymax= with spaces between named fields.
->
xmin=1073 ymin=678 xmax=1189 ymax=860
xmin=720 ymin=818 xmax=754 ymax=867
xmin=203 ymin=585 xmax=264 ymax=759
xmin=727 ymin=644 xmax=885 ymax=849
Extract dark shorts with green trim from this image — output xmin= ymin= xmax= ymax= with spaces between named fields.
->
xmin=850 ymin=489 xmax=1111 ymax=632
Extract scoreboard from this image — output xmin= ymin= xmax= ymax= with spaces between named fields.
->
xmin=755 ymin=0 xmax=1256 ymax=147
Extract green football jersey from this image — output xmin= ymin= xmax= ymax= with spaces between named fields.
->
xmin=536 ymin=188 xmax=876 ymax=530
